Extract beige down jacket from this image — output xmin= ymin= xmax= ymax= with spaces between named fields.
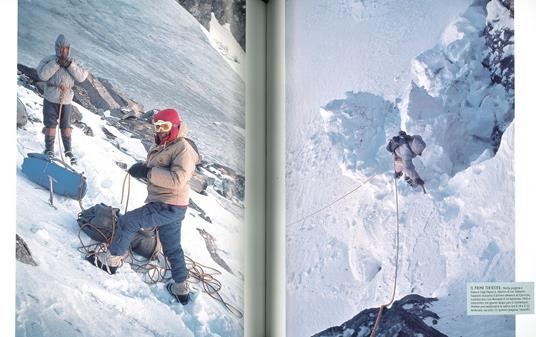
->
xmin=145 ymin=122 xmax=199 ymax=206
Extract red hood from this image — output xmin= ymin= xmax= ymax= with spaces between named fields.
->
xmin=152 ymin=108 xmax=182 ymax=145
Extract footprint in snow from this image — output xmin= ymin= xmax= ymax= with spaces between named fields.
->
xmin=100 ymin=179 xmax=113 ymax=189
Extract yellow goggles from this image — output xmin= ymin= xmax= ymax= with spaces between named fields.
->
xmin=153 ymin=120 xmax=174 ymax=132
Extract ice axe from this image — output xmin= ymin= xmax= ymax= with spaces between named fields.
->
xmin=421 ymin=184 xmax=427 ymax=194
xmin=47 ymin=175 xmax=58 ymax=210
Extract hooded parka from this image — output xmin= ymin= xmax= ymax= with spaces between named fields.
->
xmin=145 ymin=122 xmax=200 ymax=206
xmin=36 ymin=34 xmax=88 ymax=105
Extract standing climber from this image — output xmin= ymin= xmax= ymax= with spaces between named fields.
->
xmin=87 ymin=108 xmax=200 ymax=305
xmin=386 ymin=131 xmax=426 ymax=190
xmin=36 ymin=34 xmax=88 ymax=165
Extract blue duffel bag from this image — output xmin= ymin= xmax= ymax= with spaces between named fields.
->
xmin=21 ymin=153 xmax=87 ymax=199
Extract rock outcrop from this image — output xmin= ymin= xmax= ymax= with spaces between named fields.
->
xmin=197 ymin=228 xmax=232 ymax=274
xmin=313 ymin=295 xmax=446 ymax=337
xmin=17 ymin=64 xmax=143 ymax=119
xmin=17 ymin=98 xmax=28 ymax=128
xmin=16 ymin=234 xmax=38 ymax=266
xmin=176 ymin=0 xmax=246 ymax=50
xmin=483 ymin=0 xmax=514 ymax=94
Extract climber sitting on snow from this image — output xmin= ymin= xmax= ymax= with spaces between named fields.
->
xmin=386 ymin=131 xmax=426 ymax=189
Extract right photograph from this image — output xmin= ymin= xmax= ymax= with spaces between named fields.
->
xmin=286 ymin=1 xmax=514 ymax=336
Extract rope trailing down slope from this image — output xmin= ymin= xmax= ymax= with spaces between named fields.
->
xmin=369 ymin=156 xmax=402 ymax=337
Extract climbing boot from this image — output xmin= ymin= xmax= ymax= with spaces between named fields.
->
xmin=65 ymin=151 xmax=77 ymax=166
xmin=86 ymin=250 xmax=124 ymax=275
xmin=62 ymin=135 xmax=77 ymax=165
xmin=166 ymin=281 xmax=190 ymax=305
xmin=405 ymin=176 xmax=417 ymax=187
xmin=44 ymin=134 xmax=55 ymax=159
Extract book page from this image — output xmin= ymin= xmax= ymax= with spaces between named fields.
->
xmin=284 ymin=1 xmax=534 ymax=337
xmin=12 ymin=1 xmax=247 ymax=336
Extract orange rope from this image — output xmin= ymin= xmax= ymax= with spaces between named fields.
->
xmin=77 ymin=188 xmax=243 ymax=318
xmin=369 ymin=156 xmax=401 ymax=337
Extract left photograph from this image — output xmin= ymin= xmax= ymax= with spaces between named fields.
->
xmin=16 ymin=0 xmax=246 ymax=336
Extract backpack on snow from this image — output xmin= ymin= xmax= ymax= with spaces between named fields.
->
xmin=77 ymin=203 xmax=161 ymax=259
xmin=21 ymin=153 xmax=87 ymax=199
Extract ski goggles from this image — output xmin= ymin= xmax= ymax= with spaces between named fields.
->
xmin=153 ymin=120 xmax=176 ymax=132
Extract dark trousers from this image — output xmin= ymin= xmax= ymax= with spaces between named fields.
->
xmin=109 ymin=202 xmax=188 ymax=283
xmin=43 ymin=99 xmax=72 ymax=129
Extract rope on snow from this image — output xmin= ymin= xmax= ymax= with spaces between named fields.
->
xmin=288 ymin=174 xmax=377 ymax=226
xmin=369 ymin=156 xmax=402 ymax=337
xmin=77 ymin=172 xmax=243 ymax=318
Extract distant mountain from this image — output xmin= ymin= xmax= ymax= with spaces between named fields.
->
xmin=176 ymin=0 xmax=246 ymax=50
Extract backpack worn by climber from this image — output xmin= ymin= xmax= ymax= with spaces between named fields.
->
xmin=386 ymin=131 xmax=413 ymax=154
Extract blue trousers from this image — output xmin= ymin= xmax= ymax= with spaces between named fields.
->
xmin=109 ymin=202 xmax=188 ymax=283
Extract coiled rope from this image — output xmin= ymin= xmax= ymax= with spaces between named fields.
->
xmin=369 ymin=156 xmax=401 ymax=337
xmin=77 ymin=172 xmax=243 ymax=318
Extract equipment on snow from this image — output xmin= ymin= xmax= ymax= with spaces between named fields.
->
xmin=47 ymin=176 xmax=57 ymax=209
xmin=22 ymin=152 xmax=87 ymax=199
xmin=77 ymin=203 xmax=162 ymax=259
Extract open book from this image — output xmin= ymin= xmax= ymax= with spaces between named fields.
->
xmin=9 ymin=0 xmax=536 ymax=336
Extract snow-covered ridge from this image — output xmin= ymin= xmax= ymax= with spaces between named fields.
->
xmin=201 ymin=13 xmax=245 ymax=80
xmin=174 ymin=0 xmax=246 ymax=51
xmin=322 ymin=0 xmax=515 ymax=182
xmin=403 ymin=0 xmax=514 ymax=175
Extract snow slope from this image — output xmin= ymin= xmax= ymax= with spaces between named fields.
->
xmin=286 ymin=1 xmax=514 ymax=336
xmin=18 ymin=0 xmax=245 ymax=173
xmin=16 ymin=84 xmax=244 ymax=337
xmin=201 ymin=13 xmax=245 ymax=80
